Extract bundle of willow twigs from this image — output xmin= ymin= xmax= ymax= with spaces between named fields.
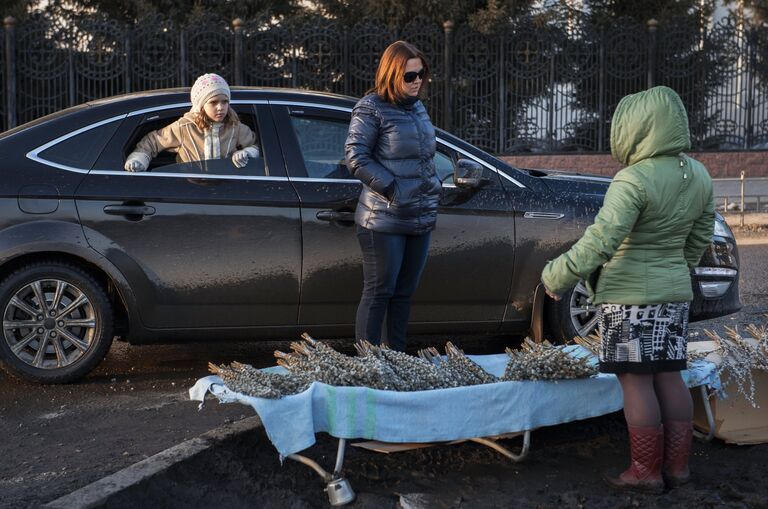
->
xmin=703 ymin=324 xmax=768 ymax=408
xmin=502 ymin=338 xmax=597 ymax=381
xmin=210 ymin=334 xmax=598 ymax=399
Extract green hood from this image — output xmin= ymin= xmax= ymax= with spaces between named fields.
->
xmin=610 ymin=86 xmax=691 ymax=166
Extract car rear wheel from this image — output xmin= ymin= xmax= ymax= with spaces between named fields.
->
xmin=546 ymin=281 xmax=600 ymax=342
xmin=0 ymin=262 xmax=114 ymax=384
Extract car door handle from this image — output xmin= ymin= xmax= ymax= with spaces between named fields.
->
xmin=103 ymin=204 xmax=156 ymax=216
xmin=316 ymin=210 xmax=355 ymax=222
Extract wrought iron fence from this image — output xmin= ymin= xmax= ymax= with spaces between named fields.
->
xmin=2 ymin=11 xmax=767 ymax=154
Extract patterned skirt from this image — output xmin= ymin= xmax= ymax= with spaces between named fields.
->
xmin=598 ymin=302 xmax=690 ymax=374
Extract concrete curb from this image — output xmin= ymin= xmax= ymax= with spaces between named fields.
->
xmin=43 ymin=416 xmax=263 ymax=509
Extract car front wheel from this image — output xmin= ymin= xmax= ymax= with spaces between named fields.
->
xmin=546 ymin=281 xmax=600 ymax=342
xmin=0 ymin=262 xmax=114 ymax=384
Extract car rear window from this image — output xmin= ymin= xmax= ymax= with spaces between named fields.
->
xmin=37 ymin=119 xmax=121 ymax=170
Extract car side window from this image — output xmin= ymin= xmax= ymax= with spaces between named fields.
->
xmin=289 ymin=115 xmax=352 ymax=179
xmin=434 ymin=149 xmax=456 ymax=184
xmin=121 ymin=106 xmax=266 ymax=176
xmin=37 ymin=118 xmax=122 ymax=170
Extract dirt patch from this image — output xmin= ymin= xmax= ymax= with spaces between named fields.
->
xmin=101 ymin=412 xmax=768 ymax=508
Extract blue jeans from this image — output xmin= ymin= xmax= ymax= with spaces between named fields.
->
xmin=355 ymin=226 xmax=432 ymax=351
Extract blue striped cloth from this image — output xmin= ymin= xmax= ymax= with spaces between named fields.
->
xmin=189 ymin=346 xmax=719 ymax=457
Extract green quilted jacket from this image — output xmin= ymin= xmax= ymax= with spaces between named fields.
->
xmin=541 ymin=86 xmax=715 ymax=305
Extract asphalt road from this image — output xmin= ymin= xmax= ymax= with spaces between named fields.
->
xmin=713 ymin=177 xmax=768 ymax=212
xmin=0 ymin=236 xmax=766 ymax=508
xmin=713 ymin=177 xmax=768 ymax=197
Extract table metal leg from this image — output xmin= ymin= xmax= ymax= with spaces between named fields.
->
xmin=286 ymin=438 xmax=356 ymax=506
xmin=469 ymin=430 xmax=531 ymax=462
xmin=696 ymin=385 xmax=716 ymax=441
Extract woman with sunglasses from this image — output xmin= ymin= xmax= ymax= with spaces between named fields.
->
xmin=345 ymin=40 xmax=441 ymax=351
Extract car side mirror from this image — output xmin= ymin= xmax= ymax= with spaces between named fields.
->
xmin=454 ymin=159 xmax=489 ymax=189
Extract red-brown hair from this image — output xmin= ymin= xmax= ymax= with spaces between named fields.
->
xmin=370 ymin=40 xmax=429 ymax=104
xmin=193 ymin=107 xmax=239 ymax=131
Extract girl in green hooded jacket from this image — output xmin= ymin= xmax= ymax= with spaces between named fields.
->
xmin=541 ymin=86 xmax=714 ymax=493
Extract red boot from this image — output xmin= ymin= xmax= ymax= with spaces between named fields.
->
xmin=604 ymin=425 xmax=664 ymax=493
xmin=663 ymin=420 xmax=692 ymax=487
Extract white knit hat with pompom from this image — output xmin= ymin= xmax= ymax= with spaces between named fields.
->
xmin=190 ymin=73 xmax=230 ymax=113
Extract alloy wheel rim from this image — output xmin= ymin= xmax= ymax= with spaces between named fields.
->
xmin=569 ymin=281 xmax=599 ymax=338
xmin=3 ymin=278 xmax=97 ymax=370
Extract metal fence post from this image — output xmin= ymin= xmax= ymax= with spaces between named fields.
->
xmin=179 ymin=29 xmax=187 ymax=87
xmin=547 ymin=46 xmax=556 ymax=150
xmin=124 ymin=32 xmax=131 ymax=93
xmin=647 ymin=19 xmax=658 ymax=89
xmin=498 ymin=29 xmax=506 ymax=153
xmin=4 ymin=16 xmax=16 ymax=129
xmin=597 ymin=28 xmax=606 ymax=152
xmin=233 ymin=18 xmax=244 ymax=86
xmin=443 ymin=20 xmax=454 ymax=133
xmin=745 ymin=28 xmax=755 ymax=149
xmin=342 ymin=28 xmax=349 ymax=96
xmin=68 ymin=42 xmax=76 ymax=107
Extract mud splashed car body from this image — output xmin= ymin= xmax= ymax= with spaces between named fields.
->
xmin=0 ymin=89 xmax=741 ymax=383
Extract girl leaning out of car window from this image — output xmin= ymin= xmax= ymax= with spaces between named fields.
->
xmin=123 ymin=73 xmax=259 ymax=172
xmin=344 ymin=41 xmax=442 ymax=352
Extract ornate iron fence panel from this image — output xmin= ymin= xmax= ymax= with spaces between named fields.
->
xmin=602 ymin=17 xmax=648 ymax=148
xmin=452 ymin=24 xmax=501 ymax=152
xmin=400 ymin=16 xmax=444 ymax=122
xmin=290 ymin=17 xmax=344 ymax=94
xmin=73 ymin=16 xmax=127 ymax=104
xmin=501 ymin=17 xmax=558 ymax=153
xmin=2 ymin=10 xmax=766 ymax=154
xmin=130 ymin=15 xmax=180 ymax=91
xmin=15 ymin=13 xmax=71 ymax=124
xmin=347 ymin=19 xmax=393 ymax=98
xmin=243 ymin=16 xmax=292 ymax=88
xmin=551 ymin=18 xmax=602 ymax=152
xmin=658 ymin=17 xmax=716 ymax=149
xmin=185 ymin=15 xmax=234 ymax=85
xmin=751 ymin=25 xmax=768 ymax=148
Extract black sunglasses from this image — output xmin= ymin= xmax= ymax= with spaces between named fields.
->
xmin=403 ymin=69 xmax=426 ymax=83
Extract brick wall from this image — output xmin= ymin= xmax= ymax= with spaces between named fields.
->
xmin=499 ymin=151 xmax=767 ymax=178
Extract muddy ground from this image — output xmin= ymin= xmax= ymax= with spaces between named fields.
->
xmin=1 ymin=234 xmax=767 ymax=508
xmin=106 ymin=412 xmax=768 ymax=509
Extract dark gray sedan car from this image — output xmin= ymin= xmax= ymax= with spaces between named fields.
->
xmin=0 ymin=88 xmax=741 ymax=383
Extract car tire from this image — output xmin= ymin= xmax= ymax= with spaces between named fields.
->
xmin=546 ymin=281 xmax=600 ymax=342
xmin=0 ymin=262 xmax=114 ymax=384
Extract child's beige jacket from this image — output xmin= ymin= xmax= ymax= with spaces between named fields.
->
xmin=127 ymin=112 xmax=257 ymax=168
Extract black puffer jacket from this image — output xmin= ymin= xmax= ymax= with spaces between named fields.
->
xmin=345 ymin=93 xmax=441 ymax=235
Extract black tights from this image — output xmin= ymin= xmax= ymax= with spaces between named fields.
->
xmin=617 ymin=371 xmax=693 ymax=427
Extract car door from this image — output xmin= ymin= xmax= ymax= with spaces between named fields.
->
xmin=272 ymin=102 xmax=516 ymax=333
xmin=75 ymin=101 xmax=302 ymax=330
